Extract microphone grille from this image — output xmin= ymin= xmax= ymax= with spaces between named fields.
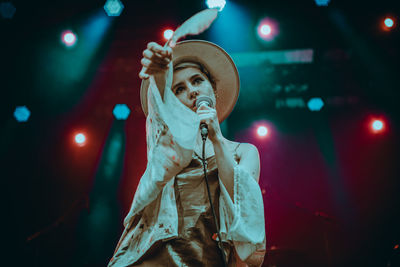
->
xmin=195 ymin=96 xmax=213 ymax=108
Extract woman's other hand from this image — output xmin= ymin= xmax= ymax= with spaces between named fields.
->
xmin=139 ymin=42 xmax=173 ymax=79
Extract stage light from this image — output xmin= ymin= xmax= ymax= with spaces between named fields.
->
xmin=371 ymin=119 xmax=385 ymax=133
xmin=13 ymin=106 xmax=31 ymax=122
xmin=75 ymin=133 xmax=86 ymax=146
xmin=104 ymin=0 xmax=124 ymax=17
xmin=260 ymin=24 xmax=272 ymax=36
xmin=113 ymin=104 xmax=131 ymax=120
xmin=0 ymin=2 xmax=16 ymax=19
xmin=61 ymin=30 xmax=77 ymax=48
xmin=206 ymin=0 xmax=226 ymax=11
xmin=257 ymin=18 xmax=278 ymax=42
xmin=307 ymin=97 xmax=324 ymax=111
xmin=314 ymin=0 xmax=331 ymax=6
xmin=257 ymin=126 xmax=268 ymax=137
xmin=384 ymin=18 xmax=394 ymax=28
xmin=163 ymin=29 xmax=174 ymax=41
xmin=381 ymin=16 xmax=396 ymax=32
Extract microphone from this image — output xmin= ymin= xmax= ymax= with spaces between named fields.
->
xmin=195 ymin=96 xmax=214 ymax=139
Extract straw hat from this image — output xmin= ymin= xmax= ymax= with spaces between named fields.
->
xmin=140 ymin=40 xmax=239 ymax=122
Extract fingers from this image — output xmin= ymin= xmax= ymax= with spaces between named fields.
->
xmin=139 ymin=42 xmax=172 ymax=79
xmin=139 ymin=68 xmax=149 ymax=79
xmin=197 ymin=105 xmax=216 ymax=114
xmin=147 ymin=42 xmax=172 ymax=57
xmin=141 ymin=57 xmax=169 ymax=70
xmin=143 ymin=50 xmax=170 ymax=65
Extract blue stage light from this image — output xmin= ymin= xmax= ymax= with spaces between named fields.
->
xmin=0 ymin=2 xmax=16 ymax=19
xmin=206 ymin=0 xmax=226 ymax=11
xmin=307 ymin=97 xmax=324 ymax=111
xmin=104 ymin=0 xmax=124 ymax=17
xmin=113 ymin=104 xmax=131 ymax=120
xmin=314 ymin=0 xmax=331 ymax=6
xmin=13 ymin=106 xmax=31 ymax=122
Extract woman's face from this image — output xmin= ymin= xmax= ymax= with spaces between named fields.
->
xmin=172 ymin=67 xmax=216 ymax=112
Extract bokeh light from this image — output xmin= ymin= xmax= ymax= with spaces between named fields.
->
xmin=75 ymin=133 xmax=86 ymax=146
xmin=0 ymin=2 xmax=16 ymax=19
xmin=112 ymin=104 xmax=131 ymax=120
xmin=206 ymin=0 xmax=226 ymax=11
xmin=381 ymin=16 xmax=396 ymax=32
xmin=61 ymin=30 xmax=77 ymax=48
xmin=257 ymin=126 xmax=268 ymax=137
xmin=260 ymin=24 xmax=272 ymax=36
xmin=163 ymin=29 xmax=174 ymax=41
xmin=384 ymin=18 xmax=394 ymax=28
xmin=307 ymin=97 xmax=325 ymax=111
xmin=371 ymin=119 xmax=385 ymax=133
xmin=13 ymin=106 xmax=31 ymax=122
xmin=257 ymin=17 xmax=278 ymax=41
xmin=314 ymin=0 xmax=331 ymax=6
xmin=104 ymin=0 xmax=124 ymax=17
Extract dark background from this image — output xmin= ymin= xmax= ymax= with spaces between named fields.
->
xmin=1 ymin=0 xmax=399 ymax=266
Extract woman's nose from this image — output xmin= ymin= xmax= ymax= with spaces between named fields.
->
xmin=188 ymin=86 xmax=199 ymax=99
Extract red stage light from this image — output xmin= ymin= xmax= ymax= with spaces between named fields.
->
xmin=163 ymin=29 xmax=174 ymax=41
xmin=74 ymin=133 xmax=86 ymax=147
xmin=370 ymin=119 xmax=385 ymax=134
xmin=381 ymin=16 xmax=396 ymax=31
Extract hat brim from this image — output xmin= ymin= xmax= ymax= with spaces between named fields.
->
xmin=140 ymin=40 xmax=239 ymax=123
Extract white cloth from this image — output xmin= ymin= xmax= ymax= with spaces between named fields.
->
xmin=109 ymin=66 xmax=266 ymax=267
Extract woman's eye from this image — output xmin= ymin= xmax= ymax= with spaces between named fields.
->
xmin=175 ymin=87 xmax=184 ymax=95
xmin=193 ymin=77 xmax=204 ymax=85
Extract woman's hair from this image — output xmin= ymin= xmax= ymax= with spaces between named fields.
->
xmin=173 ymin=61 xmax=217 ymax=92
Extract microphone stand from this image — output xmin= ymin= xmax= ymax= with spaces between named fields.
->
xmin=200 ymin=125 xmax=228 ymax=267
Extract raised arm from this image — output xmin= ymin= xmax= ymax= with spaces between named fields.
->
xmin=139 ymin=42 xmax=172 ymax=99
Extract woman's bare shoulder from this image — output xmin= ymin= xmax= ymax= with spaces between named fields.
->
xmin=224 ymin=139 xmax=258 ymax=156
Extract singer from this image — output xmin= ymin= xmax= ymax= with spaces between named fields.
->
xmin=108 ymin=40 xmax=266 ymax=267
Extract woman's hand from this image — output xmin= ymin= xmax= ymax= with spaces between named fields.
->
xmin=197 ymin=105 xmax=222 ymax=143
xmin=139 ymin=42 xmax=173 ymax=79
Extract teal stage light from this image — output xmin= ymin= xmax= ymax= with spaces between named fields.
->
xmin=307 ymin=97 xmax=324 ymax=111
xmin=206 ymin=0 xmax=226 ymax=11
xmin=104 ymin=0 xmax=124 ymax=17
xmin=13 ymin=106 xmax=31 ymax=122
xmin=0 ymin=2 xmax=16 ymax=19
xmin=113 ymin=104 xmax=131 ymax=120
xmin=315 ymin=0 xmax=331 ymax=6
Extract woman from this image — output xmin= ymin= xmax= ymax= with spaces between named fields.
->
xmin=108 ymin=40 xmax=266 ymax=267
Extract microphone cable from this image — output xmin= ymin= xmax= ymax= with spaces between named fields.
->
xmin=200 ymin=129 xmax=228 ymax=267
